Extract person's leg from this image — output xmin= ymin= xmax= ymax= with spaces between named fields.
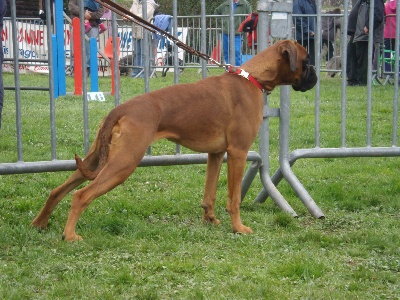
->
xmin=347 ymin=35 xmax=358 ymax=85
xmin=235 ymin=34 xmax=241 ymax=66
xmin=84 ymin=20 xmax=92 ymax=33
xmin=139 ymin=38 xmax=145 ymax=72
xmin=308 ymin=39 xmax=316 ymax=66
xmin=98 ymin=21 xmax=107 ymax=34
xmin=355 ymin=41 xmax=368 ymax=85
xmin=384 ymin=38 xmax=394 ymax=73
xmin=222 ymin=33 xmax=229 ymax=65
xmin=131 ymin=38 xmax=138 ymax=76
xmin=132 ymin=38 xmax=143 ymax=77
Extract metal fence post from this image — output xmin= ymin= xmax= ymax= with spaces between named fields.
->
xmin=254 ymin=0 xmax=298 ymax=217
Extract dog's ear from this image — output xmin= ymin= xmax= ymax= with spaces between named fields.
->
xmin=279 ymin=41 xmax=298 ymax=72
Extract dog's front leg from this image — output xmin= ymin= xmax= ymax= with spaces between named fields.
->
xmin=226 ymin=150 xmax=252 ymax=234
xmin=201 ymin=152 xmax=225 ymax=225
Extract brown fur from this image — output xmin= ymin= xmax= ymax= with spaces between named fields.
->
xmin=31 ymin=40 xmax=317 ymax=241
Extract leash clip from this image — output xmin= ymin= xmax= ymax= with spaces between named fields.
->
xmin=239 ymin=69 xmax=249 ymax=79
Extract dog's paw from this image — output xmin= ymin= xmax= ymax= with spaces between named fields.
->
xmin=31 ymin=219 xmax=49 ymax=230
xmin=233 ymin=224 xmax=253 ymax=234
xmin=202 ymin=215 xmax=221 ymax=225
xmin=62 ymin=233 xmax=83 ymax=242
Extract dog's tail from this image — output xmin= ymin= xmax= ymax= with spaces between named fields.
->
xmin=75 ymin=154 xmax=95 ymax=180
xmin=75 ymin=111 xmax=120 ymax=180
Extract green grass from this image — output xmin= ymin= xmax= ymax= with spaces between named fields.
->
xmin=0 ymin=70 xmax=399 ymax=299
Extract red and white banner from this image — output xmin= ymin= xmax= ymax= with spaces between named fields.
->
xmin=2 ymin=20 xmax=187 ymax=76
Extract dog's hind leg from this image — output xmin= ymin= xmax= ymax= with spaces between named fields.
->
xmin=201 ymin=152 xmax=225 ymax=225
xmin=31 ymin=170 xmax=88 ymax=229
xmin=32 ymin=137 xmax=102 ymax=230
xmin=226 ymin=149 xmax=252 ymax=234
xmin=62 ymin=124 xmax=153 ymax=241
xmin=62 ymin=152 xmax=145 ymax=241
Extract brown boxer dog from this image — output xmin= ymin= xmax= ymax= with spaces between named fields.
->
xmin=32 ymin=40 xmax=317 ymax=241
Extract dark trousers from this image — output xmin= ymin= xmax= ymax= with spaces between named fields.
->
xmin=347 ymin=35 xmax=356 ymax=84
xmin=347 ymin=35 xmax=369 ymax=85
xmin=297 ymin=39 xmax=316 ymax=66
xmin=355 ymin=41 xmax=369 ymax=85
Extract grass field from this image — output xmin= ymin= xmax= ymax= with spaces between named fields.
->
xmin=0 ymin=69 xmax=399 ymax=299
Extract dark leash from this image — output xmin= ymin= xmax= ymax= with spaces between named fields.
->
xmin=94 ymin=0 xmax=229 ymax=68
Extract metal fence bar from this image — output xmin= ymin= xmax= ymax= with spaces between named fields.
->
xmin=0 ymin=151 xmax=262 ymax=173
xmin=341 ymin=0 xmax=349 ymax=148
xmin=314 ymin=2 xmax=322 ymax=148
xmin=44 ymin=0 xmax=57 ymax=161
xmin=9 ymin=0 xmax=22 ymax=163
xmin=264 ymin=0 xmax=325 ymax=218
xmin=279 ymin=85 xmax=325 ymax=218
xmin=392 ymin=9 xmax=400 ymax=146
xmin=254 ymin=0 xmax=298 ymax=217
xmin=200 ymin=0 xmax=207 ymax=78
xmin=0 ymin=152 xmax=262 ymax=202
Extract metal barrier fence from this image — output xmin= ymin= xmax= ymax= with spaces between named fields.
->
xmin=1 ymin=0 xmax=400 ymax=218
xmin=96 ymin=13 xmax=255 ymax=74
xmin=253 ymin=0 xmax=400 ymax=218
xmin=5 ymin=11 xmax=397 ymax=82
xmin=2 ymin=10 xmax=346 ymax=77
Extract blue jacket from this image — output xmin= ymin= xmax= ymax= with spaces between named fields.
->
xmin=152 ymin=14 xmax=172 ymax=40
xmin=293 ymin=0 xmax=316 ymax=40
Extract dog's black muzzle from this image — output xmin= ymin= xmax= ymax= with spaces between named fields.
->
xmin=292 ymin=65 xmax=318 ymax=92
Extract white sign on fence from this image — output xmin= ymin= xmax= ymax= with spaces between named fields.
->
xmin=87 ymin=92 xmax=106 ymax=102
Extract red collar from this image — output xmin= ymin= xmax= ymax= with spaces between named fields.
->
xmin=226 ymin=66 xmax=265 ymax=93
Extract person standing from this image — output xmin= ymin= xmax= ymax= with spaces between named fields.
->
xmin=383 ymin=0 xmax=397 ymax=73
xmin=69 ymin=0 xmax=105 ymax=75
xmin=0 ymin=0 xmax=6 ymax=129
xmin=214 ymin=0 xmax=252 ymax=66
xmin=347 ymin=0 xmax=384 ymax=86
xmin=293 ymin=0 xmax=317 ymax=66
xmin=321 ymin=8 xmax=341 ymax=63
xmin=129 ymin=0 xmax=159 ymax=78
